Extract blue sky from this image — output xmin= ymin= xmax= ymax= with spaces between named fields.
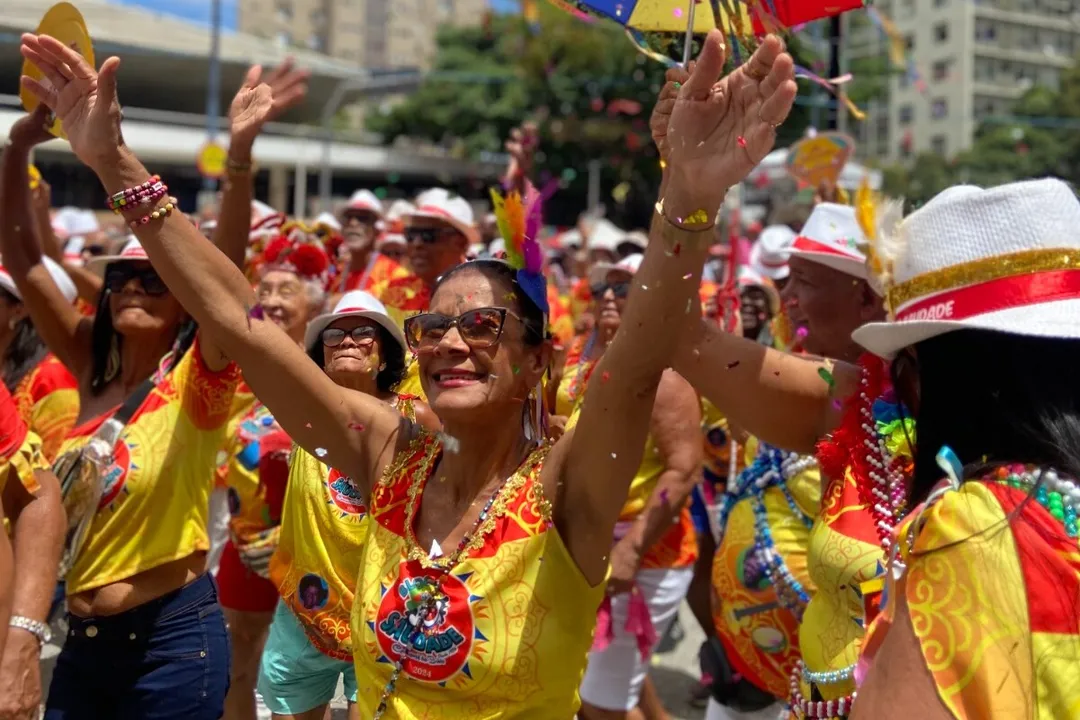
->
xmin=108 ymin=0 xmax=516 ymax=28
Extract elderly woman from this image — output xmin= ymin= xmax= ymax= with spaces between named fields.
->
xmin=19 ymin=28 xmax=796 ymax=717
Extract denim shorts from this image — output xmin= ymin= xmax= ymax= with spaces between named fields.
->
xmin=257 ymin=601 xmax=357 ymax=714
xmin=45 ymin=573 xmax=230 ymax=719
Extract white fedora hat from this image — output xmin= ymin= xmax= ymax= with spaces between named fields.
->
xmin=788 ymin=203 xmax=868 ymax=279
xmin=305 ymin=290 xmax=406 ymax=356
xmin=0 ymin=256 xmax=77 ymax=304
xmin=404 ymin=188 xmax=479 ymax=244
xmin=85 ymin=237 xmax=150 ymax=277
xmin=749 ymin=225 xmax=796 ymax=280
xmin=853 ymin=178 xmax=1080 ymax=358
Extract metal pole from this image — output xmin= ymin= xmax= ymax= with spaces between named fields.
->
xmin=204 ymin=0 xmax=223 ymax=191
xmin=318 ymin=73 xmax=423 ymax=212
xmin=682 ymin=0 xmax=696 ymax=67
xmin=810 ymin=21 xmax=823 ymax=130
xmin=587 ymin=159 xmax=601 ymax=211
xmin=827 ymin=15 xmax=842 ymax=131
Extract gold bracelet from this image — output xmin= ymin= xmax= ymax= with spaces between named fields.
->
xmin=654 ymin=198 xmax=715 ymax=232
xmin=226 ymin=157 xmax=254 ymax=175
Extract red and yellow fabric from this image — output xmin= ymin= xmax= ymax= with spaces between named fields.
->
xmin=220 ymin=394 xmax=289 ymax=545
xmin=271 ymin=396 xmax=417 ymax=660
xmin=351 ymin=432 xmax=603 ymax=717
xmin=13 ymin=353 xmax=79 ymax=462
xmin=344 ymin=254 xmax=411 ymax=296
xmin=569 ymin=276 xmax=592 ymax=321
xmin=59 ymin=340 xmax=240 ymax=595
xmin=0 ymin=379 xmax=48 ymax=499
xmin=712 ymin=438 xmax=821 ymax=698
xmin=862 ymin=479 xmax=1080 ymax=720
xmin=701 ymin=399 xmax=745 ymax=484
xmin=547 ymin=283 xmax=574 ymax=348
xmin=216 ymin=382 xmax=258 ymax=489
xmin=557 ymin=337 xmax=697 ymax=569
xmin=375 ymin=273 xmax=431 ymax=399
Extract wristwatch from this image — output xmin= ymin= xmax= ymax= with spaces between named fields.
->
xmin=9 ymin=615 xmax=51 ymax=646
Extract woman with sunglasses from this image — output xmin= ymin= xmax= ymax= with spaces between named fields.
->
xmin=1 ymin=114 xmax=241 ymax=716
xmin=556 ymin=253 xmax=703 ymax=720
xmin=260 ymin=290 xmax=438 ymax=720
xmin=19 ymin=28 xmax=795 ymax=716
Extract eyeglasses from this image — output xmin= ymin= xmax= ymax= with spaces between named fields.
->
xmin=404 ymin=307 xmax=522 ymax=352
xmin=322 ymin=325 xmax=378 ymax=347
xmin=590 ymin=281 xmax=630 ymax=300
xmin=405 ymin=227 xmax=458 ymax=245
xmin=84 ymin=246 xmax=107 ymax=257
xmin=105 ymin=265 xmax=169 ymax=296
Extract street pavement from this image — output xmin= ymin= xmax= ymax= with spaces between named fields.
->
xmin=41 ymin=603 xmax=706 ymax=719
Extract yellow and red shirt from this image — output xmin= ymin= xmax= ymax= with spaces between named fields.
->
xmin=219 ymin=393 xmax=289 ymax=545
xmin=270 ymin=395 xmax=417 ymax=660
xmin=546 ymin=284 xmax=573 ymax=348
xmin=352 ymin=433 xmax=603 ymax=717
xmin=0 ymin=379 xmax=48 ymax=499
xmin=344 ymin=254 xmax=411 ymax=296
xmin=13 ymin=353 xmax=79 ymax=463
xmin=59 ymin=340 xmax=240 ymax=594
xmin=556 ymin=335 xmax=698 ymax=569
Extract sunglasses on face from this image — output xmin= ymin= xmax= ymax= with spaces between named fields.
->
xmin=105 ymin=265 xmax=169 ymax=296
xmin=322 ymin=325 xmax=378 ymax=347
xmin=404 ymin=307 xmax=521 ymax=352
xmin=405 ymin=227 xmax=457 ymax=245
xmin=590 ymin=281 xmax=630 ymax=300
xmin=84 ymin=246 xmax=107 ymax=257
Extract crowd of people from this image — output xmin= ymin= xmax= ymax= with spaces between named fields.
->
xmin=0 ymin=25 xmax=1075 ymax=720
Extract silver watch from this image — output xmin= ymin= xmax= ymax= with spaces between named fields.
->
xmin=9 ymin=616 xmax=51 ymax=645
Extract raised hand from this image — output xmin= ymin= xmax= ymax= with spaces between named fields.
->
xmin=504 ymin=122 xmax=538 ymax=193
xmin=229 ymin=58 xmax=309 ymax=146
xmin=650 ymin=65 xmax=691 ymax=164
xmin=19 ymin=34 xmax=123 ymax=173
xmin=7 ymin=104 xmax=55 ymax=150
xmin=664 ymin=31 xmax=797 ymax=224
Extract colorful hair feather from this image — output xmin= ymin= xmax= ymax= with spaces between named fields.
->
xmin=854 ymin=177 xmax=905 ymax=303
xmin=489 ymin=186 xmax=549 ymax=313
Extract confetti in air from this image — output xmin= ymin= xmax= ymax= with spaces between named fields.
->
xmin=818 ymin=367 xmax=835 ymax=388
xmin=737 ymin=136 xmax=747 ymax=148
xmin=832 ymin=399 xmax=843 ymax=410
xmin=795 ymin=326 xmax=809 ymax=340
xmin=659 ymin=488 xmax=670 ymax=505
xmin=601 ymin=371 xmax=610 ymax=383
xmin=315 ymin=447 xmax=328 ymax=458
xmin=611 ymin=453 xmax=617 ymax=459
xmin=248 ymin=304 xmax=265 ymax=320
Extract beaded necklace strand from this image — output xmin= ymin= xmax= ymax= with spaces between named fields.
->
xmin=371 ymin=445 xmax=528 ymax=719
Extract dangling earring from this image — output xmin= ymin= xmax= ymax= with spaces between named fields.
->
xmin=105 ymin=335 xmax=121 ymax=383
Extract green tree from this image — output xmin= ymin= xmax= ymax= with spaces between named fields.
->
xmin=367 ymin=5 xmax=813 ymax=227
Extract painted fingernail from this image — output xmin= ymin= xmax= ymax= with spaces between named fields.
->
xmin=673 ymin=82 xmax=681 ymax=89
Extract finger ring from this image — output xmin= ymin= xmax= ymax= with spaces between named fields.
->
xmin=673 ymin=81 xmax=681 ymax=90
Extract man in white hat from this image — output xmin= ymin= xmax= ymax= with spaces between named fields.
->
xmin=749 ymin=225 xmax=797 ymax=288
xmin=781 ymin=202 xmax=884 ymax=359
xmin=335 ymin=189 xmax=385 ymax=291
xmin=399 ymin=188 xmax=475 ymax=293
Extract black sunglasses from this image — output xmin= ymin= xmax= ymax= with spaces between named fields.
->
xmin=84 ymin=246 xmax=107 ymax=257
xmin=322 ymin=325 xmax=378 ymax=347
xmin=105 ymin=264 xmax=169 ymax=296
xmin=590 ymin=281 xmax=631 ymax=300
xmin=404 ymin=307 xmax=523 ymax=352
xmin=404 ymin=227 xmax=458 ymax=245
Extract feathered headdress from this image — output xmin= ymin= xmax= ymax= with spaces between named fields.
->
xmin=854 ymin=178 xmax=905 ymax=310
xmin=489 ymin=186 xmax=549 ymax=315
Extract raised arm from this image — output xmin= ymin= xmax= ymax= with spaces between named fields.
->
xmin=213 ymin=60 xmax=308 ymax=269
xmin=549 ymin=32 xmax=798 ymax=583
xmin=18 ymin=34 xmax=402 ymax=488
xmin=0 ymin=106 xmax=93 ymax=378
xmin=674 ymin=319 xmax=860 ymax=454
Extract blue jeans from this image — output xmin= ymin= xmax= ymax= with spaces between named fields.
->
xmin=45 ymin=573 xmax=231 ymax=719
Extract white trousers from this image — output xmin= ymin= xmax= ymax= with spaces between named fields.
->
xmin=579 ymin=566 xmax=694 ymax=711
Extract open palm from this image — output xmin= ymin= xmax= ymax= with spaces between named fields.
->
xmin=665 ymin=31 xmax=797 ymax=208
xmin=230 ymin=59 xmax=309 ymax=145
xmin=19 ymin=33 xmax=123 ymax=173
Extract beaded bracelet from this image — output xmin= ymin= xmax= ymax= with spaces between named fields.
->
xmin=127 ymin=198 xmax=178 ymax=229
xmin=110 ymin=184 xmax=168 ymax=215
xmin=107 ymin=176 xmax=160 ymax=208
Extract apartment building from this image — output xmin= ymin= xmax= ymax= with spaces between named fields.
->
xmin=843 ymin=0 xmax=1080 ymax=163
xmin=238 ymin=0 xmax=489 ymax=69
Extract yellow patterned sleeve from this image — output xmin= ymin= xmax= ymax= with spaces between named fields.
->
xmin=1 ymin=431 xmax=48 ymax=497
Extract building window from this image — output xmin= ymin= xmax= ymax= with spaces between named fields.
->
xmin=899 ymin=104 xmax=914 ymax=124
xmin=933 ymin=0 xmax=948 ymax=6
xmin=898 ymin=70 xmax=911 ymax=90
xmin=932 ymin=59 xmax=952 ymax=81
xmin=934 ymin=23 xmax=950 ymax=43
xmin=905 ymin=34 xmax=915 ymax=50
xmin=900 ymin=0 xmax=915 ymax=17
xmin=975 ymin=20 xmax=996 ymax=42
xmin=306 ymin=34 xmax=324 ymax=51
xmin=276 ymin=1 xmax=293 ymax=23
xmin=931 ymin=135 xmax=947 ymax=156
xmin=932 ymin=98 xmax=948 ymax=119
xmin=275 ymin=31 xmax=292 ymax=48
xmin=900 ymin=141 xmax=912 ymax=159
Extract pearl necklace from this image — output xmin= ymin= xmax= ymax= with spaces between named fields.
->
xmin=790 ymin=661 xmax=856 ymax=718
xmin=988 ymin=464 xmax=1080 ymax=537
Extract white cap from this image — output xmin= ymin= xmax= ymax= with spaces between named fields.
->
xmin=304 ymin=290 xmax=406 ymax=355
xmin=63 ymin=236 xmax=85 ymax=267
xmin=0 ymin=256 xmax=77 ymax=304
xmin=313 ymin=212 xmax=342 ymax=232
xmin=251 ymin=200 xmax=285 ymax=235
xmin=345 ymin=190 xmax=384 ymax=216
xmin=559 ymin=229 xmax=583 ymax=249
xmin=405 ymin=188 xmax=478 ymax=244
xmin=750 ymin=225 xmax=797 ymax=280
xmin=385 ymin=199 xmax=415 ymax=221
xmin=788 ymin=203 xmax=868 ymax=279
xmin=620 ymin=230 xmax=649 ymax=250
xmin=588 ymin=252 xmax=644 ymax=285
xmin=587 ymin=219 xmax=625 ymax=254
